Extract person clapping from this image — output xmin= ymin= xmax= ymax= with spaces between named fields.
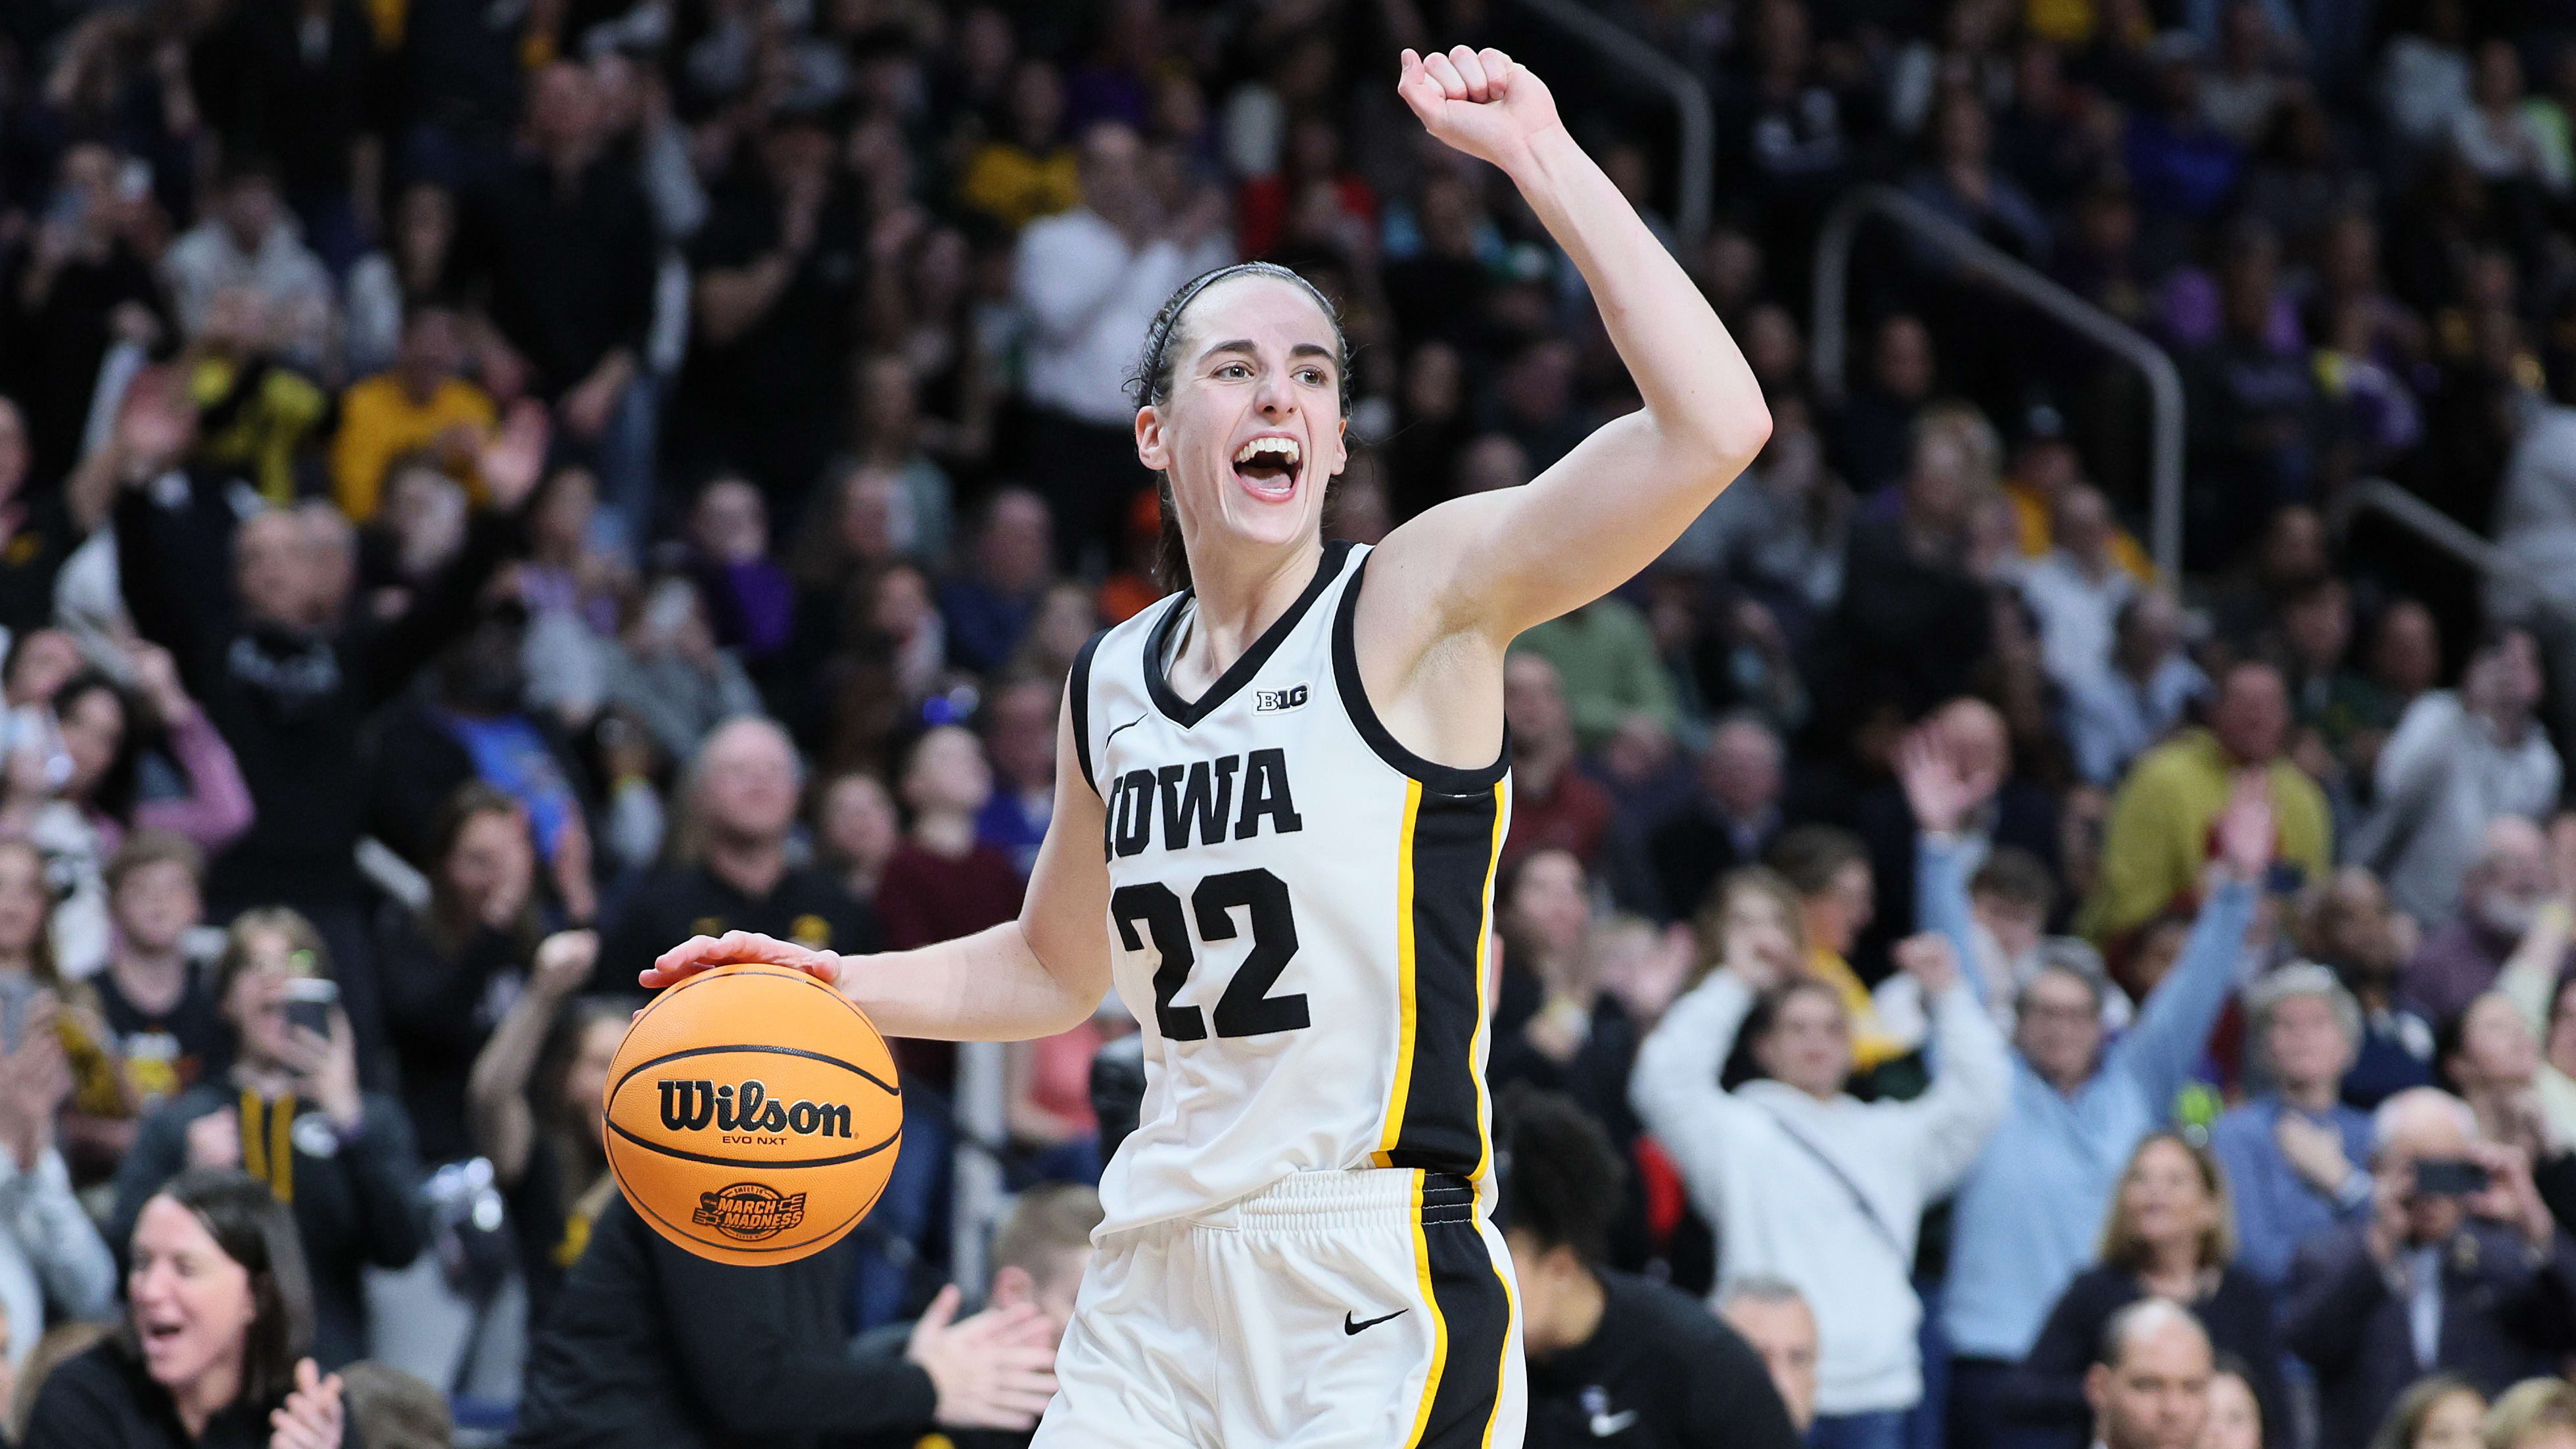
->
xmin=26 ymin=1169 xmax=347 ymax=1448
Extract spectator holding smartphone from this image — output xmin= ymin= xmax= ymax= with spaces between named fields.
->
xmin=108 ymin=911 xmax=422 ymax=1369
xmin=2283 ymin=1087 xmax=2576 ymax=1449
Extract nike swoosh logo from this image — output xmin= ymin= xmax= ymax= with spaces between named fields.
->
xmin=1344 ymin=1308 xmax=1408 ymax=1335
xmin=1591 ymin=1409 xmax=1639 ymax=1437
xmin=1102 ymin=714 xmax=1146 ymax=749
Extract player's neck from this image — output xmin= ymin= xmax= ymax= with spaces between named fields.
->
xmin=1173 ymin=536 xmax=1324 ymax=690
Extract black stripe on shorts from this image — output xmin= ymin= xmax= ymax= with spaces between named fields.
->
xmin=1413 ymin=1183 xmax=1510 ymax=1449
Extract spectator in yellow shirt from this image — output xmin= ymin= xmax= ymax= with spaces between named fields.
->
xmin=2004 ymin=415 xmax=2155 ymax=582
xmin=2078 ymin=659 xmax=2333 ymax=945
xmin=1769 ymin=825 xmax=1913 ymax=1074
xmin=960 ymin=59 xmax=1080 ymax=233
xmin=330 ymin=302 xmax=494 ymax=522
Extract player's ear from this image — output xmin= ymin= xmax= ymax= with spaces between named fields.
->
xmin=1135 ymin=405 xmax=1169 ymax=472
xmin=990 ymin=1263 xmax=1035 ymax=1309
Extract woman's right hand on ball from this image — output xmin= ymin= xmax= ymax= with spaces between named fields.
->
xmin=641 ymin=931 xmax=842 ymax=991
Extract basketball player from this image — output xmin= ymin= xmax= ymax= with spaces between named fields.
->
xmin=645 ymin=45 xmax=1769 ymax=1447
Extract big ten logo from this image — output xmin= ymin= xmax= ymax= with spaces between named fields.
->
xmin=1254 ymin=684 xmax=1309 ymax=713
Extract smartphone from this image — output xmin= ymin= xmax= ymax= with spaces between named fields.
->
xmin=283 ymin=977 xmax=339 ymax=1039
xmin=2414 ymin=1158 xmax=2491 ymax=1196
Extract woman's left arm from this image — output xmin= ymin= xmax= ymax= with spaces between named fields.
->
xmin=129 ymin=644 xmax=254 ymax=851
xmin=1367 ymin=49 xmax=1770 ymax=646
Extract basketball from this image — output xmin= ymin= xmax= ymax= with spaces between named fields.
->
xmin=603 ymin=960 xmax=902 ymax=1265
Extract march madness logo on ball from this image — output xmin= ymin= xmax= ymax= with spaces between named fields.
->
xmin=693 ymin=1183 xmax=808 ymax=1241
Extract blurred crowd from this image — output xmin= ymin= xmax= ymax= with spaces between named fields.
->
xmin=7 ymin=0 xmax=2576 ymax=1443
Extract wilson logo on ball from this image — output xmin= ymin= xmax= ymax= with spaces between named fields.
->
xmin=658 ymin=1078 xmax=855 ymax=1140
xmin=693 ymin=1183 xmax=808 ymax=1241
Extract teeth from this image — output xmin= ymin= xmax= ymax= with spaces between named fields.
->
xmin=1232 ymin=437 xmax=1301 ymax=466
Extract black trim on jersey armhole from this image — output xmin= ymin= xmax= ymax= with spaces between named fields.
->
xmin=1331 ymin=550 xmax=1510 ymax=795
xmin=1068 ymin=627 xmax=1106 ymax=800
xmin=1144 ymin=540 xmax=1353 ymax=728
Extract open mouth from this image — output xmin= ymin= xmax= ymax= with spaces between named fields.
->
xmin=1231 ymin=437 xmax=1302 ymax=498
xmin=139 ymin=1319 xmax=187 ymax=1351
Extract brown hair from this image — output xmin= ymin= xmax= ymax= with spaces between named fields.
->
xmin=1766 ymin=825 xmax=1869 ymax=899
xmin=1970 ymin=847 xmax=2056 ymax=912
xmin=1125 ymin=262 xmax=1351 ymax=592
xmin=992 ymin=1183 xmax=1103 ymax=1279
xmin=338 ymin=1361 xmax=454 ymax=1449
xmin=214 ymin=907 xmax=331 ymax=1010
xmin=120 ymin=1170 xmax=316 ymax=1410
xmin=1690 ymin=866 xmax=1809 ymax=984
xmin=2487 ymin=1381 xmax=2576 ymax=1449
xmin=0 ymin=838 xmax=60 ymax=991
xmin=2099 ymin=1131 xmax=2236 ymax=1274
xmin=104 ymin=828 xmax=203 ymax=899
xmin=425 ymin=781 xmax=536 ymax=953
xmin=2371 ymin=1379 xmax=2487 ymax=1449
xmin=1742 ymin=976 xmax=1850 ymax=1058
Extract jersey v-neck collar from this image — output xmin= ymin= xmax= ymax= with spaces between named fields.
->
xmin=1143 ymin=540 xmax=1353 ymax=728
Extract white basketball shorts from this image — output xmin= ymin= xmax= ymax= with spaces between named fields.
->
xmin=1033 ymin=1168 xmax=1525 ymax=1448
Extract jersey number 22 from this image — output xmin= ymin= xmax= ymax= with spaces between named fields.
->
xmin=1112 ymin=869 xmax=1310 ymax=1040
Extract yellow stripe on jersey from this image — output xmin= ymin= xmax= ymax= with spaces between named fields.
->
xmin=1401 ymin=1170 xmax=1449 ymax=1449
xmin=1466 ymin=778 xmax=1507 ymax=1183
xmin=1376 ymin=780 xmax=1427 ymax=1168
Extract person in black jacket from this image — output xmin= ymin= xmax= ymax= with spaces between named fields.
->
xmin=107 ymin=911 xmax=423 ymax=1370
xmin=28 ymin=1170 xmax=348 ymax=1449
xmin=509 ymin=1193 xmax=1058 ymax=1449
xmin=1501 ymin=1085 xmax=1805 ymax=1449
xmin=2004 ymin=1133 xmax=2285 ymax=1449
xmin=377 ymin=783 xmax=549 ymax=1168
xmin=597 ymin=718 xmax=879 ymax=988
xmin=365 ymin=606 xmax=598 ymax=926
xmin=452 ymin=62 xmax=658 ymax=542
xmin=2283 ymin=1088 xmax=2576 ymax=1449
xmin=110 ymin=367 xmax=541 ymax=1086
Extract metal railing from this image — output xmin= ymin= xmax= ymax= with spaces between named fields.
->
xmin=1810 ymin=183 xmax=2187 ymax=580
xmin=2331 ymin=475 xmax=2566 ymax=621
xmin=1503 ymin=0 xmax=1712 ymax=248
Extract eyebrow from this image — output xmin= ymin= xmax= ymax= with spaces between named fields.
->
xmin=1198 ymin=340 xmax=1338 ymax=366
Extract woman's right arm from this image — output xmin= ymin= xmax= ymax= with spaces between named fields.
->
xmin=1629 ymin=970 xmax=1759 ymax=1202
xmin=469 ymin=932 xmax=596 ymax=1187
xmin=645 ymin=680 xmax=1113 ymax=1041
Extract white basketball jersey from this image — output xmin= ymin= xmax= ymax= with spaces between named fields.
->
xmin=1071 ymin=540 xmax=1512 ymax=1235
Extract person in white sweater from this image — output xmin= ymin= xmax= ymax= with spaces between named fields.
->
xmin=2353 ymin=624 xmax=2559 ymax=929
xmin=1631 ymin=926 xmax=2009 ymax=1449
